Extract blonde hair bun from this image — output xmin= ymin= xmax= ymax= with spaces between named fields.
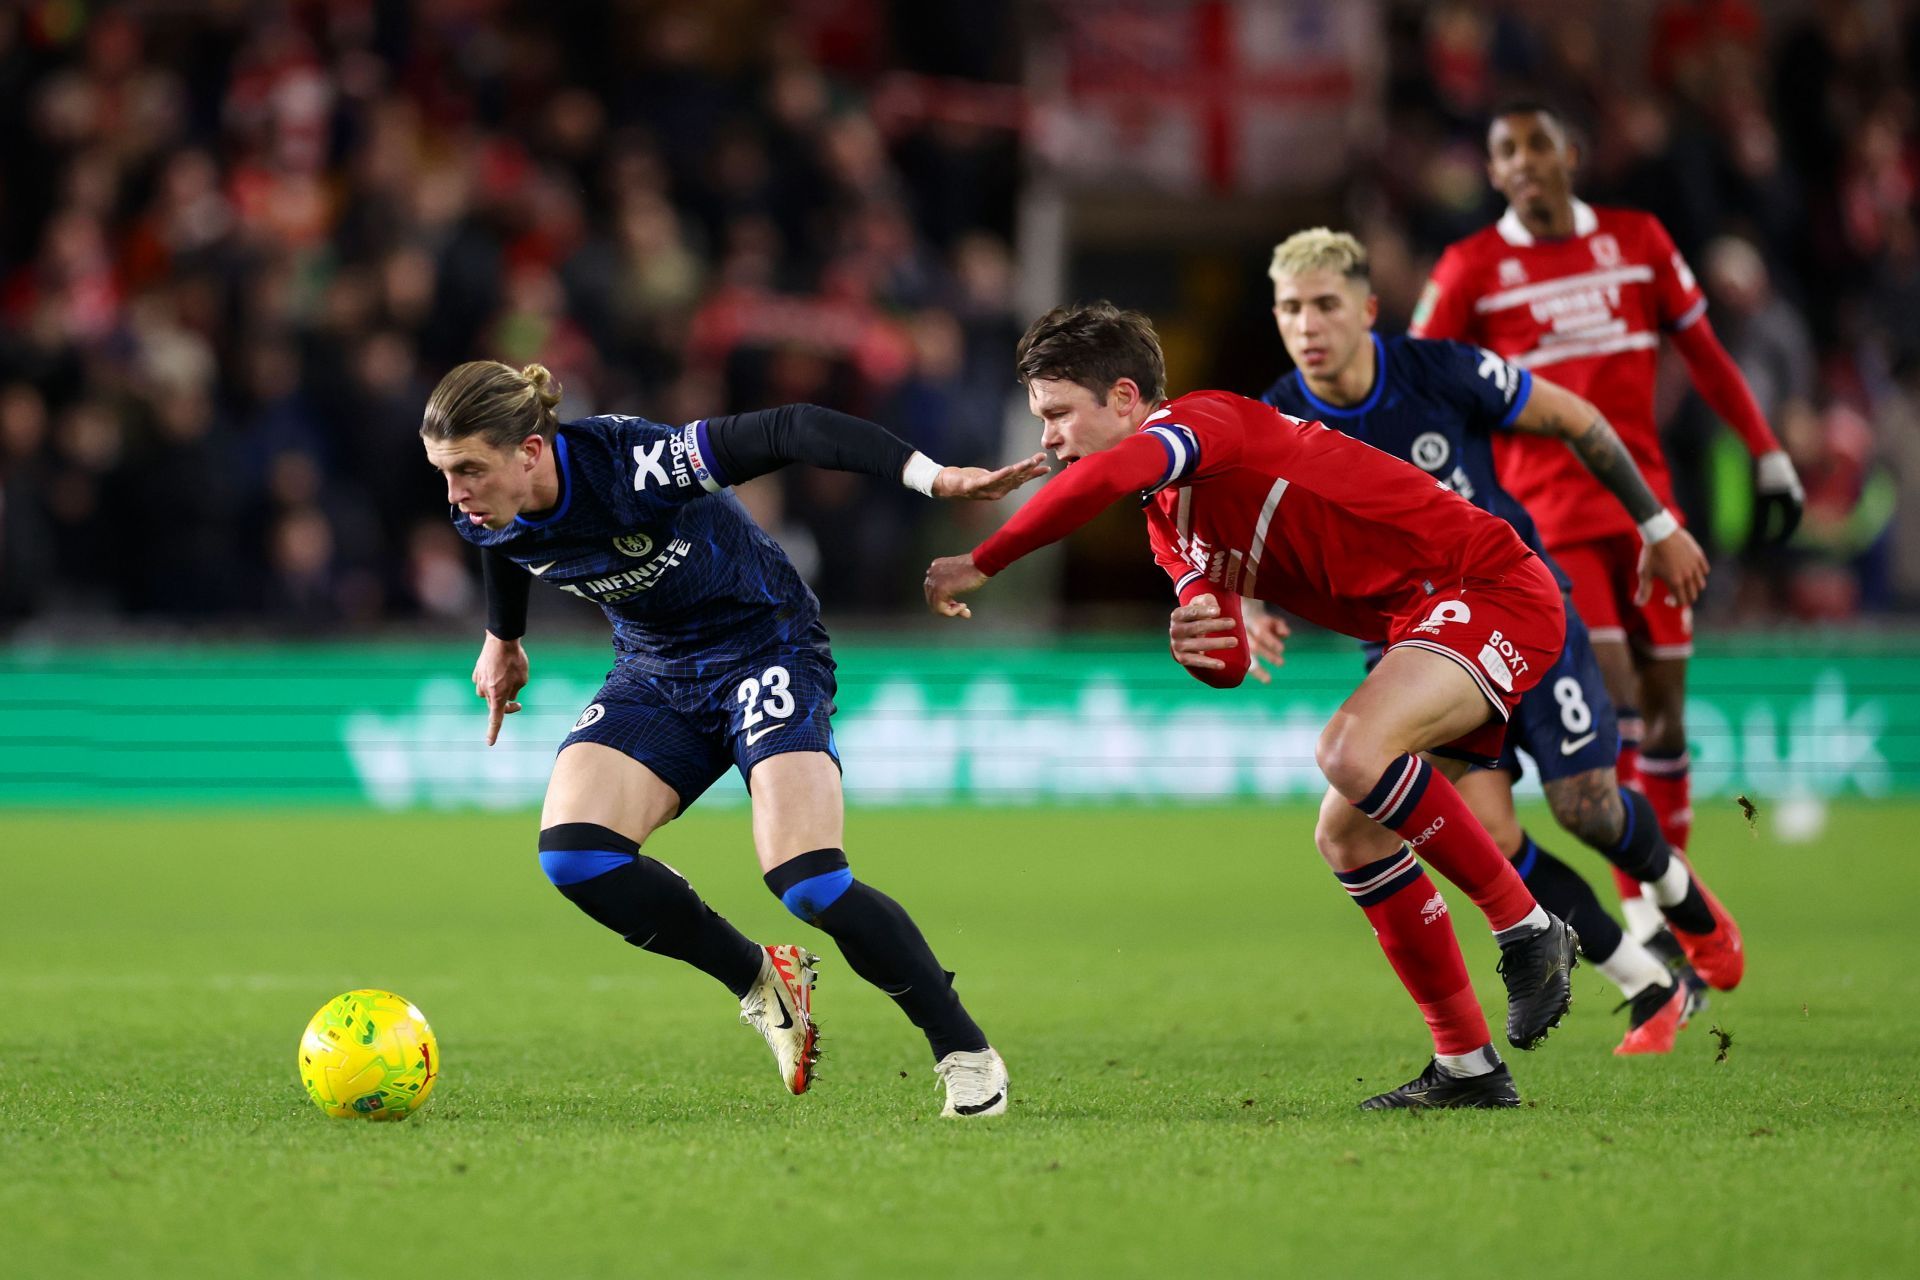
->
xmin=520 ymin=362 xmax=563 ymax=411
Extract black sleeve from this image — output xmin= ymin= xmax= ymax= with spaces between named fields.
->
xmin=482 ymin=547 xmax=531 ymax=641
xmin=702 ymin=403 xmax=916 ymax=486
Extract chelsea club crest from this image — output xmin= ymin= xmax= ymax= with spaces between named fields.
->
xmin=612 ymin=531 xmax=654 ymax=558
xmin=1410 ymin=432 xmax=1451 ymax=471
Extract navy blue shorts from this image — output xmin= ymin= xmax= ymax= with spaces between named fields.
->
xmin=559 ymin=641 xmax=840 ymax=811
xmin=1496 ymin=606 xmax=1619 ymax=784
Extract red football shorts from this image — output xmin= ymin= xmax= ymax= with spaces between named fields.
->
xmin=1384 ymin=555 xmax=1567 ymax=768
xmin=1552 ymin=532 xmax=1693 ymax=659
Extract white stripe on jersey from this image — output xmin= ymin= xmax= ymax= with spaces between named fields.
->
xmin=1239 ymin=477 xmax=1289 ymax=599
xmin=1511 ymin=331 xmax=1659 ymax=369
xmin=1670 ymin=296 xmax=1708 ymax=331
xmin=1225 ymin=550 xmax=1245 ymax=594
xmin=1473 ymin=265 xmax=1655 ymax=313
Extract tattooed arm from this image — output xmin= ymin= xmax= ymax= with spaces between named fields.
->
xmin=1512 ymin=376 xmax=1709 ymax=607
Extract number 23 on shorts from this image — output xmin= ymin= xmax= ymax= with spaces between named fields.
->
xmin=737 ymin=665 xmax=795 ymax=744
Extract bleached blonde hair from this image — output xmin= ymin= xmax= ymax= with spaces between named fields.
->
xmin=1267 ymin=228 xmax=1370 ymax=286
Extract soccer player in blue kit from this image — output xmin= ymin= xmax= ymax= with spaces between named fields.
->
xmin=1231 ymin=229 xmax=1730 ymax=1053
xmin=421 ymin=360 xmax=1047 ymax=1115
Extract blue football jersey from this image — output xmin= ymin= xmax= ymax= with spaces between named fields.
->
xmin=1260 ymin=333 xmax=1568 ymax=589
xmin=451 ymin=416 xmax=823 ymax=677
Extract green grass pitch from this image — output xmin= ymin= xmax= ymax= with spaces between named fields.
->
xmin=2 ymin=801 xmax=1915 ymax=1277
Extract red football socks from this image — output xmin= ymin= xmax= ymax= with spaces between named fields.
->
xmin=1335 ymin=851 xmax=1489 ymax=1057
xmin=1354 ymin=754 xmax=1539 ymax=932
xmin=1639 ymin=750 xmax=1694 ymax=853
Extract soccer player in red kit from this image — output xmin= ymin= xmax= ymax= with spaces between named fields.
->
xmin=1410 ymin=103 xmax=1801 ymax=982
xmin=924 ymin=302 xmax=1579 ymax=1110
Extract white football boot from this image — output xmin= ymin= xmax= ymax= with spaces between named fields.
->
xmin=739 ymin=944 xmax=819 ymax=1094
xmin=934 ymin=1047 xmax=1008 ymax=1117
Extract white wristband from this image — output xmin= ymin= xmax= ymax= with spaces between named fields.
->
xmin=1638 ymin=509 xmax=1679 ymax=545
xmin=1756 ymin=449 xmax=1798 ymax=493
xmin=902 ymin=451 xmax=942 ymax=497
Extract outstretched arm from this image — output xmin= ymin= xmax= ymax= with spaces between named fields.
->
xmin=700 ymin=404 xmax=1046 ymax=499
xmin=1511 ymin=377 xmax=1709 ymax=606
xmin=1667 ymin=316 xmax=1803 ymax=544
xmin=924 ymin=434 xmax=1170 ymax=618
xmin=1667 ymin=316 xmax=1779 ymax=457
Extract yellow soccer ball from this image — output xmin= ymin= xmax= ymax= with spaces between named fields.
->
xmin=297 ymin=989 xmax=439 ymax=1120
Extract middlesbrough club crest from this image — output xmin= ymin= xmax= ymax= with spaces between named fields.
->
xmin=1590 ymin=233 xmax=1622 ymax=268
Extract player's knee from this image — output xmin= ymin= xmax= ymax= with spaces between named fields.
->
xmin=1315 ymin=715 xmax=1387 ymax=799
xmin=763 ymin=848 xmax=853 ymax=924
xmin=1313 ymin=798 xmax=1375 ymax=868
xmin=1547 ymin=783 xmax=1625 ymax=850
xmin=537 ymin=822 xmax=640 ymax=887
xmin=1312 ymin=812 xmax=1352 ymax=866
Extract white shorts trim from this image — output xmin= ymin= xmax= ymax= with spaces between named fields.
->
xmin=1386 ymin=638 xmax=1511 ymax=721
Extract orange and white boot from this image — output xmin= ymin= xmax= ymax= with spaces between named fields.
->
xmin=739 ymin=944 xmax=820 ymax=1094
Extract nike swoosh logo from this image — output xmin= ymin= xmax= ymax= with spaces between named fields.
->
xmin=528 ymin=561 xmax=558 ymax=576
xmin=771 ymin=997 xmax=793 ymax=1030
xmin=743 ymin=723 xmax=786 ymax=746
xmin=1559 ymin=732 xmax=1598 ymax=756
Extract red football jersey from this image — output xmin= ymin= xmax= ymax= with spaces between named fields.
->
xmin=1410 ymin=199 xmax=1706 ymax=548
xmin=972 ymin=391 xmax=1532 ymax=643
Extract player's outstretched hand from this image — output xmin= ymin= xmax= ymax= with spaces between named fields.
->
xmin=1638 ymin=526 xmax=1709 ymax=608
xmin=473 ymin=632 xmax=530 ymax=746
xmin=925 ymin=553 xmax=987 ymax=618
xmin=1169 ymin=594 xmax=1249 ymax=676
xmin=932 ymin=453 xmax=1050 ymax=501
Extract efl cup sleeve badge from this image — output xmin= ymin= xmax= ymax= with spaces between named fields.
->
xmin=613 ymin=531 xmax=654 ymax=558
xmin=572 ymin=703 xmax=606 ymax=731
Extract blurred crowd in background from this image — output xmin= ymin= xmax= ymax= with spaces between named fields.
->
xmin=0 ymin=0 xmax=1025 ymax=631
xmin=0 ymin=0 xmax=1916 ymax=636
xmin=1349 ymin=0 xmax=1920 ymax=624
